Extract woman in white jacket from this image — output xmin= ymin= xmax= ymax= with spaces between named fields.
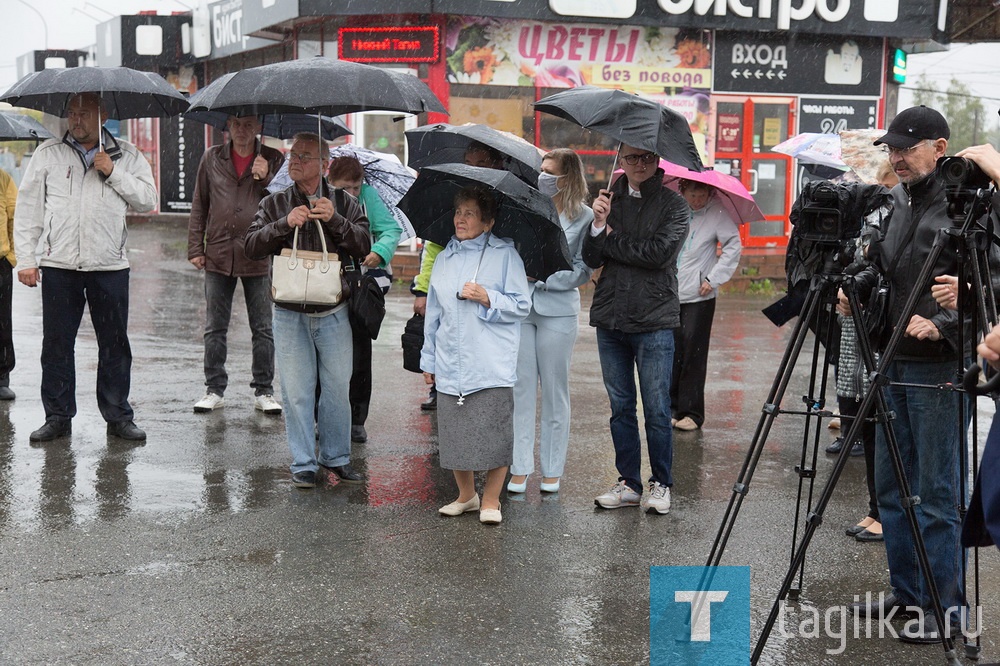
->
xmin=422 ymin=186 xmax=530 ymax=525
xmin=508 ymin=149 xmax=594 ymax=494
xmin=671 ymin=180 xmax=742 ymax=431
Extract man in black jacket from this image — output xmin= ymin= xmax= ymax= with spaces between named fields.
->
xmin=842 ymin=106 xmax=969 ymax=643
xmin=583 ymin=144 xmax=689 ymax=515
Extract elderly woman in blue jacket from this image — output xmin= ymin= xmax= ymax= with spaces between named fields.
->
xmin=421 ymin=186 xmax=530 ymax=525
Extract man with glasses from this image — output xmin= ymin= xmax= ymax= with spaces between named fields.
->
xmin=841 ymin=106 xmax=970 ymax=643
xmin=583 ymin=144 xmax=689 ymax=515
xmin=187 ymin=115 xmax=285 ymax=415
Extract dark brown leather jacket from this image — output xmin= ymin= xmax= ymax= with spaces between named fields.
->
xmin=187 ymin=140 xmax=285 ymax=277
xmin=244 ymin=179 xmax=370 ymax=314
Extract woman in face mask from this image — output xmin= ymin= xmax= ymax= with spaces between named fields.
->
xmin=508 ymin=149 xmax=595 ymax=495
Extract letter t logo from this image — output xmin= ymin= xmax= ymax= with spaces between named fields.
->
xmin=674 ymin=591 xmax=729 ymax=641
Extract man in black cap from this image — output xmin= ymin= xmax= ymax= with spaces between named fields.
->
xmin=840 ymin=106 xmax=968 ymax=643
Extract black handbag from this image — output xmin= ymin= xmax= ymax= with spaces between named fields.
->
xmin=401 ymin=313 xmax=424 ymax=374
xmin=347 ymin=262 xmax=386 ymax=340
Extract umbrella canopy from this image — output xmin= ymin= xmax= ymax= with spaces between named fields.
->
xmin=268 ymin=144 xmax=417 ymax=241
xmin=772 ymin=132 xmax=847 ymax=170
xmin=405 ymin=123 xmax=543 ymax=187
xmin=397 ymin=163 xmax=571 ymax=281
xmin=184 ymin=109 xmax=352 ymax=141
xmin=839 ymin=129 xmax=890 ymax=185
xmin=534 ymin=87 xmax=703 ymax=172
xmin=0 ymin=111 xmax=53 ymax=141
xmin=0 ymin=67 xmax=189 ymax=119
xmin=656 ymin=161 xmax=765 ymax=224
xmin=185 ymin=57 xmax=446 ymax=117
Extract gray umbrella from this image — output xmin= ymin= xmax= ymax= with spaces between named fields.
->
xmin=185 ymin=57 xmax=446 ymax=117
xmin=0 ymin=66 xmax=189 ymax=119
xmin=0 ymin=111 xmax=53 ymax=141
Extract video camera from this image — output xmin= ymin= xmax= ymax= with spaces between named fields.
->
xmin=791 ymin=181 xmax=873 ymax=245
xmin=936 ymin=156 xmax=993 ymax=220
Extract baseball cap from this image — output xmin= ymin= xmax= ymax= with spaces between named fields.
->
xmin=873 ymin=105 xmax=950 ymax=148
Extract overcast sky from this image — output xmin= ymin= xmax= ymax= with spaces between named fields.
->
xmin=5 ymin=1 xmax=1000 ymax=132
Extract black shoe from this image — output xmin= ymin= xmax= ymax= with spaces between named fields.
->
xmin=29 ymin=419 xmax=71 ymax=442
xmin=899 ymin=612 xmax=955 ymax=644
xmin=292 ymin=470 xmax=317 ymax=488
xmin=351 ymin=424 xmax=368 ymax=443
xmin=855 ymin=529 xmax=884 ymax=542
xmin=324 ymin=463 xmax=365 ymax=484
xmin=825 ymin=437 xmax=844 ymax=454
xmin=846 ymin=524 xmax=867 ymax=536
xmin=851 ymin=592 xmax=917 ymax=619
xmin=849 ymin=440 xmax=864 ymax=457
xmin=0 ymin=386 xmax=14 ymax=401
xmin=107 ymin=420 xmax=146 ymax=441
xmin=420 ymin=394 xmax=437 ymax=411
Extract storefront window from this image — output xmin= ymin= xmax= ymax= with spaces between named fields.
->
xmin=448 ymin=84 xmax=534 ymax=143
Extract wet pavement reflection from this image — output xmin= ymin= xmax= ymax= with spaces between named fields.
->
xmin=2 ymin=219 xmax=999 ymax=664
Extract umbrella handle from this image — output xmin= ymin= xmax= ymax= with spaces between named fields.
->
xmin=606 ymin=142 xmax=621 ymax=191
xmin=456 ymin=232 xmax=490 ymax=300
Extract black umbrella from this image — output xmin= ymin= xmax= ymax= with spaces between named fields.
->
xmin=0 ymin=66 xmax=189 ymax=119
xmin=405 ymin=123 xmax=542 ymax=187
xmin=0 ymin=111 xmax=53 ymax=141
xmin=184 ymin=109 xmax=352 ymax=141
xmin=534 ymin=87 xmax=703 ymax=173
xmin=185 ymin=57 xmax=446 ymax=117
xmin=397 ymin=164 xmax=571 ymax=281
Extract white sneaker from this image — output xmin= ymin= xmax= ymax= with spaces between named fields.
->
xmin=642 ymin=481 xmax=671 ymax=514
xmin=594 ymin=480 xmax=641 ymax=509
xmin=193 ymin=393 xmax=224 ymax=413
xmin=254 ymin=394 xmax=282 ymax=415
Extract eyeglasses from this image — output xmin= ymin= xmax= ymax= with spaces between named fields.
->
xmin=288 ymin=152 xmax=317 ymax=163
xmin=620 ymin=152 xmax=658 ymax=166
xmin=880 ymin=142 xmax=926 ymax=157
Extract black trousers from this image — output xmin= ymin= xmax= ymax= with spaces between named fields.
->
xmin=350 ymin=320 xmax=373 ymax=426
xmin=0 ymin=258 xmax=12 ymax=385
xmin=839 ymin=395 xmax=879 ymax=521
xmin=670 ymin=298 xmax=716 ymax=427
xmin=41 ymin=267 xmax=134 ymax=423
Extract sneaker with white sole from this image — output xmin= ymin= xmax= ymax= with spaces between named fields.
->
xmin=594 ymin=480 xmax=641 ymax=509
xmin=193 ymin=393 xmax=224 ymax=413
xmin=642 ymin=481 xmax=671 ymax=514
xmin=254 ymin=394 xmax=282 ymax=415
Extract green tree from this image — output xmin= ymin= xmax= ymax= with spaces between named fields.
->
xmin=906 ymin=75 xmax=995 ymax=151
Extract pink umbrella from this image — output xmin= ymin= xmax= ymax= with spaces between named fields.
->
xmin=658 ymin=160 xmax=765 ymax=224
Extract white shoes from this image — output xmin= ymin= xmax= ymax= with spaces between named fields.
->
xmin=193 ymin=393 xmax=224 ymax=413
xmin=642 ymin=481 xmax=671 ymax=514
xmin=507 ymin=476 xmax=527 ymax=493
xmin=254 ymin=394 xmax=283 ymax=415
xmin=439 ymin=495 xmax=480 ymax=516
xmin=594 ymin=480 xmax=641 ymax=509
xmin=674 ymin=417 xmax=699 ymax=431
xmin=480 ymin=505 xmax=502 ymax=524
xmin=539 ymin=479 xmax=561 ymax=493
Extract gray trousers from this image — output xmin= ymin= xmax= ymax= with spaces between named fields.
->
xmin=511 ymin=310 xmax=578 ymax=478
xmin=203 ymin=271 xmax=274 ymax=396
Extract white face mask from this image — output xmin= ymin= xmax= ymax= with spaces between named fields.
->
xmin=537 ymin=172 xmax=561 ymax=197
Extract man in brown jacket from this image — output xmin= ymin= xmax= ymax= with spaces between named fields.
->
xmin=187 ymin=116 xmax=285 ymax=414
xmin=0 ymin=167 xmax=16 ymax=401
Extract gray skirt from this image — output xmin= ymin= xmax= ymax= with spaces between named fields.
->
xmin=437 ymin=387 xmax=514 ymax=471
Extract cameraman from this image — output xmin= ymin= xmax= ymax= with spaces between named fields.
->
xmin=839 ymin=106 xmax=969 ymax=643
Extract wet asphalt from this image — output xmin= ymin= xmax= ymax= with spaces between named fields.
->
xmin=2 ymin=218 xmax=1000 ymax=665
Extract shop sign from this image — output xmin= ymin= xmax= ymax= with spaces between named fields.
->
xmin=339 ymin=26 xmax=440 ymax=64
xmin=713 ymin=32 xmax=882 ymax=96
xmin=717 ymin=112 xmax=742 ymax=153
xmin=209 ymin=0 xmax=270 ymax=57
xmin=798 ymin=97 xmax=877 ymax=134
xmin=159 ymin=113 xmax=205 ymax=214
xmin=446 ymin=17 xmax=711 ymax=91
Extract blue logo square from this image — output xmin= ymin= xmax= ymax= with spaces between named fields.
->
xmin=650 ymin=566 xmax=750 ymax=666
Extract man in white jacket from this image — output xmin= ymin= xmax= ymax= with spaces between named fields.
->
xmin=14 ymin=93 xmax=157 ymax=442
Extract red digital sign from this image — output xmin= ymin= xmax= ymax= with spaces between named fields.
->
xmin=338 ymin=26 xmax=440 ymax=64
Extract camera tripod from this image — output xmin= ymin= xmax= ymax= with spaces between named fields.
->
xmin=703 ymin=186 xmax=997 ymax=665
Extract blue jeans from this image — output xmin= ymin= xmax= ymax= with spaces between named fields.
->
xmin=876 ymin=359 xmax=968 ymax=616
xmin=596 ymin=327 xmax=675 ymax=492
xmin=273 ymin=306 xmax=353 ymax=474
xmin=203 ymin=272 xmax=274 ymax=397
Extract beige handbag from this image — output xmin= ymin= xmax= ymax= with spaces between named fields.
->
xmin=271 ymin=219 xmax=343 ymax=306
